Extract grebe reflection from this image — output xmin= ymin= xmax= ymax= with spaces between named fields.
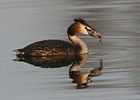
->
xmin=14 ymin=18 xmax=102 ymax=57
xmin=14 ymin=53 xmax=103 ymax=89
xmin=69 ymin=54 xmax=103 ymax=89
xmin=14 ymin=55 xmax=82 ymax=68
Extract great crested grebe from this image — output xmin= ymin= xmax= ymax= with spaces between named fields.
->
xmin=15 ymin=18 xmax=102 ymax=57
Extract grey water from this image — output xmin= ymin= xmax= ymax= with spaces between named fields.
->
xmin=0 ymin=0 xmax=140 ymax=100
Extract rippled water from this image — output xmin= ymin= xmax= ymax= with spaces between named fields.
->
xmin=0 ymin=0 xmax=140 ymax=100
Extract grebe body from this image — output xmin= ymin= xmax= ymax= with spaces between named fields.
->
xmin=15 ymin=18 xmax=102 ymax=57
xmin=16 ymin=40 xmax=76 ymax=57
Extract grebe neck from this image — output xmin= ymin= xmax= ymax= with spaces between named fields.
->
xmin=68 ymin=35 xmax=88 ymax=54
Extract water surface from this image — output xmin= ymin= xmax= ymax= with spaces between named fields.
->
xmin=0 ymin=0 xmax=140 ymax=100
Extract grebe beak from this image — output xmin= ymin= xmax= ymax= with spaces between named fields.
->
xmin=85 ymin=27 xmax=102 ymax=44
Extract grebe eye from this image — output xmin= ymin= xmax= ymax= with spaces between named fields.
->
xmin=85 ymin=27 xmax=91 ymax=31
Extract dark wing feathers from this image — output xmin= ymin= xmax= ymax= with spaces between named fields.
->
xmin=23 ymin=40 xmax=74 ymax=51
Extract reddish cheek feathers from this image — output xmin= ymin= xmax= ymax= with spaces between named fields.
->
xmin=72 ymin=23 xmax=83 ymax=35
xmin=68 ymin=22 xmax=86 ymax=36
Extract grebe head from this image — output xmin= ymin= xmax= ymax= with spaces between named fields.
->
xmin=67 ymin=18 xmax=102 ymax=43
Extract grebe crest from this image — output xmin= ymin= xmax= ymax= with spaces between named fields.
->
xmin=15 ymin=18 xmax=102 ymax=57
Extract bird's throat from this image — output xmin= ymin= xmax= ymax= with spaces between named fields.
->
xmin=68 ymin=35 xmax=88 ymax=54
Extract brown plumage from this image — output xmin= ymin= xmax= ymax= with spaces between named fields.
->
xmin=16 ymin=40 xmax=75 ymax=57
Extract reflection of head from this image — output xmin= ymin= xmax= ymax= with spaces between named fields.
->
xmin=69 ymin=71 xmax=92 ymax=89
xmin=69 ymin=59 xmax=103 ymax=89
